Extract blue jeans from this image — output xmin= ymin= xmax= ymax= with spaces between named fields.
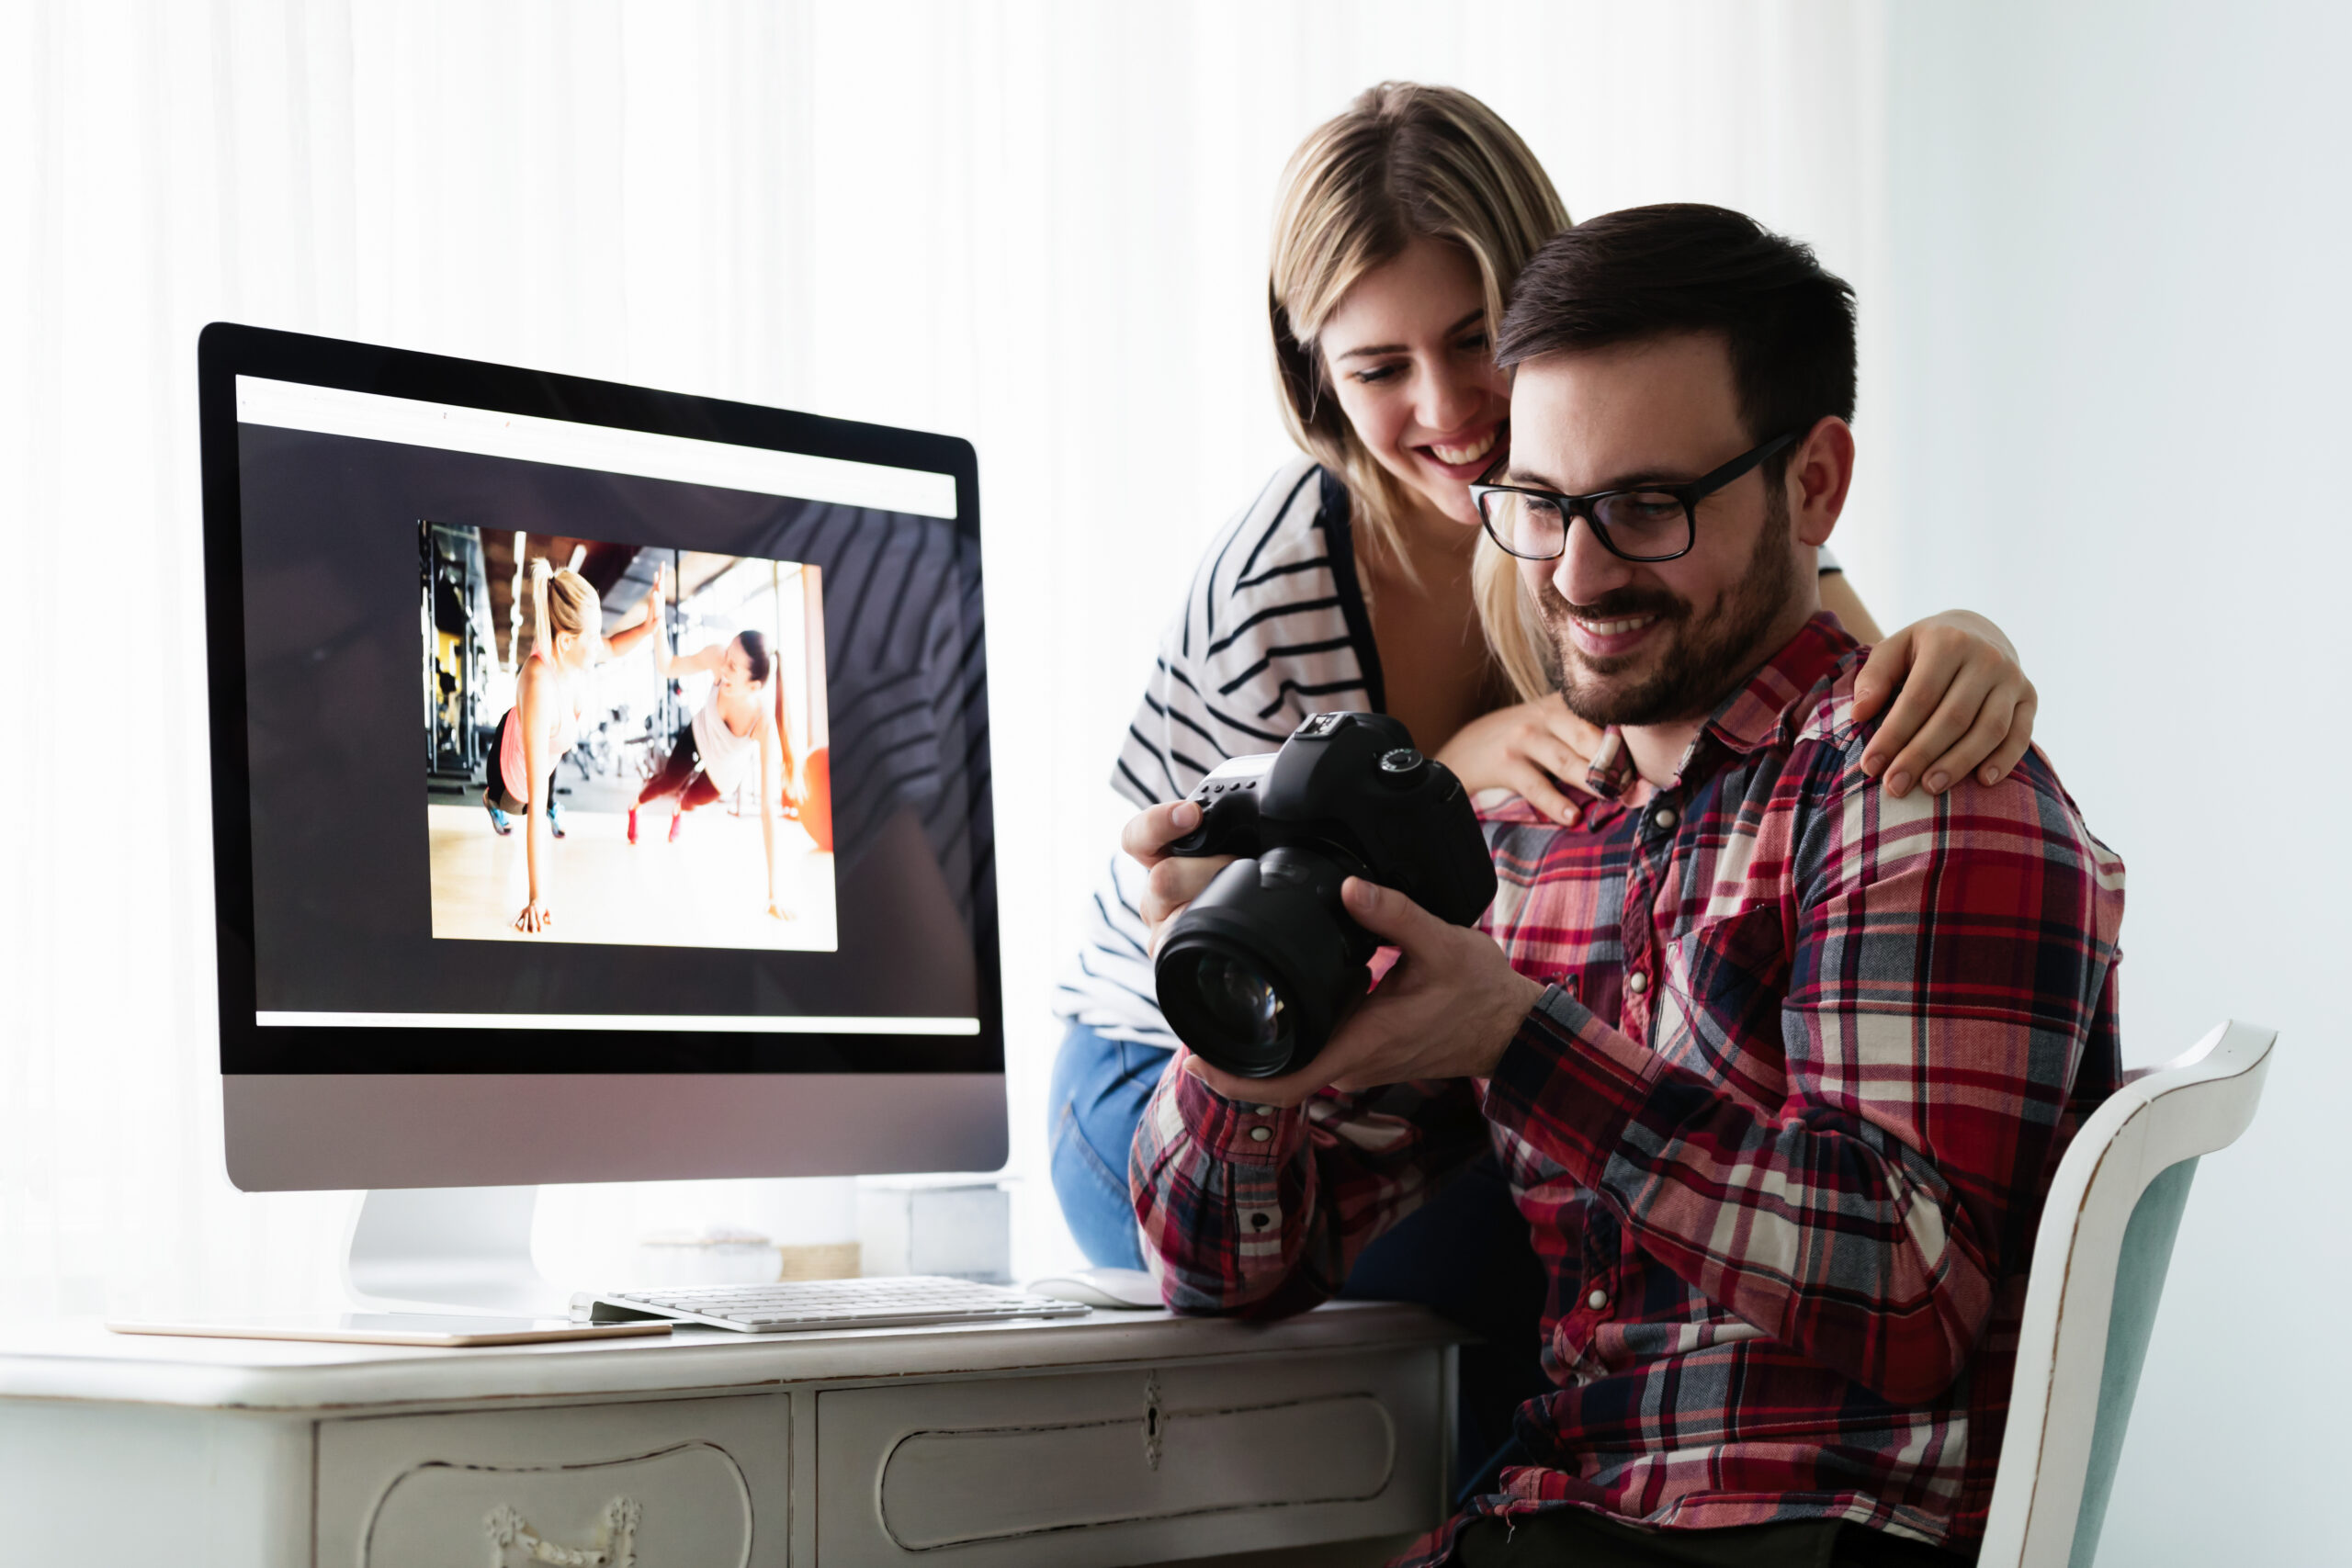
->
xmin=1047 ymin=1021 xmax=1170 ymax=1269
xmin=1048 ymin=1020 xmax=1549 ymax=1485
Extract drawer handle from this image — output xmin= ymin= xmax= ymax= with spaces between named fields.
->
xmin=1144 ymin=1373 xmax=1163 ymax=1472
xmin=485 ymin=1497 xmax=639 ymax=1567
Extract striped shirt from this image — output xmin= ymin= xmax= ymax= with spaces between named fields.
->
xmin=1053 ymin=456 xmax=1844 ymax=1047
xmin=1132 ymin=615 xmax=2125 ymax=1562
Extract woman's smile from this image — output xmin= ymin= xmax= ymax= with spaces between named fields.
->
xmin=1415 ymin=420 xmax=1505 ymax=481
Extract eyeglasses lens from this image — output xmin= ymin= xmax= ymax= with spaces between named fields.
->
xmin=1479 ymin=491 xmax=1566 ymax=559
xmin=1591 ymin=493 xmax=1693 ymax=561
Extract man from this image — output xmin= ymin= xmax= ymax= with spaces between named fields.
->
xmin=1124 ymin=205 xmax=2124 ymax=1567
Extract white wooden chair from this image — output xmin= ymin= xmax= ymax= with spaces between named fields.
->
xmin=1977 ymin=1019 xmax=2277 ymax=1568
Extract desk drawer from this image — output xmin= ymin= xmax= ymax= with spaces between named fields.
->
xmin=818 ymin=1348 xmax=1446 ymax=1568
xmin=315 ymin=1393 xmax=788 ymax=1568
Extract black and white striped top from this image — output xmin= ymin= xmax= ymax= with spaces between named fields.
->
xmin=1056 ymin=457 xmax=1374 ymax=1044
xmin=1053 ymin=455 xmax=1841 ymax=1046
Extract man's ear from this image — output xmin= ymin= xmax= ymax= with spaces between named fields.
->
xmin=1786 ymin=416 xmax=1855 ymax=548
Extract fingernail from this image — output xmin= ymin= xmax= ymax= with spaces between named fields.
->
xmin=1860 ymin=753 xmax=1883 ymax=776
xmin=1925 ymin=771 xmax=1949 ymax=794
xmin=1982 ymin=765 xmax=2002 ymax=784
xmin=1887 ymin=770 xmax=1912 ymax=796
xmin=1173 ymin=802 xmax=1199 ymax=828
xmin=1342 ymin=878 xmax=1375 ymax=909
xmin=1558 ymin=806 xmax=1578 ymax=826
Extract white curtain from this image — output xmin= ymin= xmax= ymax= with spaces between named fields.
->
xmin=0 ymin=0 xmax=1887 ymax=1319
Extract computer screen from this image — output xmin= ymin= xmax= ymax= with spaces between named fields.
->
xmin=199 ymin=325 xmax=1005 ymax=1189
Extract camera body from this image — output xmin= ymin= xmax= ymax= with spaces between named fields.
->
xmin=1152 ymin=712 xmax=1498 ymax=1078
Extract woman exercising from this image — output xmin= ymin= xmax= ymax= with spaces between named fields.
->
xmin=629 ymin=564 xmax=794 ymax=921
xmin=483 ymin=557 xmax=658 ymax=933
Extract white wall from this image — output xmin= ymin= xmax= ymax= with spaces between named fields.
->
xmin=1876 ymin=5 xmax=2350 ymax=1562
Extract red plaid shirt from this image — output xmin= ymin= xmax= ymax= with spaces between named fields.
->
xmin=1132 ymin=615 xmax=2125 ymax=1562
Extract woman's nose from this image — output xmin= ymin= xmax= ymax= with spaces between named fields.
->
xmin=1418 ymin=364 xmax=1480 ymax=435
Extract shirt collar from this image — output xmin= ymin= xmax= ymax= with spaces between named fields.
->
xmin=1579 ymin=612 xmax=1860 ymax=800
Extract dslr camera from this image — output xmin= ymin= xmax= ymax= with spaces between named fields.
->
xmin=1151 ymin=712 xmax=1498 ymax=1078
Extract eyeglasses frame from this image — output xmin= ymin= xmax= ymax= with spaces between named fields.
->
xmin=1468 ymin=428 xmax=1804 ymax=563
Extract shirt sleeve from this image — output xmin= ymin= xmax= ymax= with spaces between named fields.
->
xmin=1481 ymin=737 xmax=2123 ymax=1404
xmin=1129 ymin=1050 xmax=1489 ymax=1317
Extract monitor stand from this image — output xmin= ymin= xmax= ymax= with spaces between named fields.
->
xmin=344 ymin=1186 xmax=571 ymax=1317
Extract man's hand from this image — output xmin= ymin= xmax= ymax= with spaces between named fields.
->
xmin=1120 ymin=799 xmax=1232 ymax=953
xmin=1185 ymin=877 xmax=1545 ymax=1107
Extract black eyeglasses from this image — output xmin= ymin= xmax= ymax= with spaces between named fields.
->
xmin=1468 ymin=430 xmax=1801 ymax=563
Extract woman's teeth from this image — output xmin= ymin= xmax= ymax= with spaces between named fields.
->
xmin=1427 ymin=427 xmax=1499 ymax=467
xmin=1576 ymin=614 xmax=1658 ymax=637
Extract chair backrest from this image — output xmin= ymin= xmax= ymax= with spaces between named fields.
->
xmin=1976 ymin=1019 xmax=2277 ymax=1568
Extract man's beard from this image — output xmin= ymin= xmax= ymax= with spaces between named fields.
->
xmin=1536 ymin=493 xmax=1804 ymax=728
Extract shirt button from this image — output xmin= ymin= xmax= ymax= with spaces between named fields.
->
xmin=1253 ymin=1105 xmax=1276 ymax=1116
xmin=1248 ymin=1126 xmax=1272 ymax=1143
xmin=1587 ymin=1289 xmax=1609 ymax=1311
xmin=1625 ymin=971 xmax=1649 ymax=995
xmin=1651 ymin=807 xmax=1678 ymax=830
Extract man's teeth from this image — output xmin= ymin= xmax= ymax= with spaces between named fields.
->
xmin=1575 ymin=615 xmax=1658 ymax=637
xmin=1428 ymin=428 xmax=1499 ymax=466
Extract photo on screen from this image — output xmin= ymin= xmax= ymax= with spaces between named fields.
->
xmin=422 ymin=524 xmax=837 ymax=952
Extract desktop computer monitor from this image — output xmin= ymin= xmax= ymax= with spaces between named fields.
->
xmin=198 ymin=323 xmax=1006 ymax=1196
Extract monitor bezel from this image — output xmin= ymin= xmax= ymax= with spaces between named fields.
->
xmin=198 ymin=321 xmax=1003 ymax=1081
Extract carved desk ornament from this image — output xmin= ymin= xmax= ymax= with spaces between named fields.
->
xmin=485 ymin=1497 xmax=640 ymax=1567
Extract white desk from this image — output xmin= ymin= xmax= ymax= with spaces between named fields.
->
xmin=0 ymin=1301 xmax=1456 ymax=1567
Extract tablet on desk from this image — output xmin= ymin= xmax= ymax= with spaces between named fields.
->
xmin=105 ymin=1314 xmax=673 ymax=1348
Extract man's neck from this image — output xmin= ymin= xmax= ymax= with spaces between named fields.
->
xmin=1620 ymin=718 xmax=1708 ymax=790
xmin=1616 ymin=597 xmax=1826 ymax=790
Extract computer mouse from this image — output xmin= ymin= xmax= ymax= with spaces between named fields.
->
xmin=1023 ymin=1266 xmax=1163 ymax=1310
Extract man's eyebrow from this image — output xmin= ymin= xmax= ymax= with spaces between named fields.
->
xmin=1333 ymin=308 xmax=1488 ymax=363
xmin=1502 ymin=463 xmax=1698 ymax=494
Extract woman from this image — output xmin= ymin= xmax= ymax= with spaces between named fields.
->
xmin=630 ymin=564 xmax=795 ymax=922
xmin=1051 ymin=83 xmax=2040 ymax=1268
xmin=484 ymin=557 xmax=656 ymax=933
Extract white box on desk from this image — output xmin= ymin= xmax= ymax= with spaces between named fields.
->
xmin=857 ymin=1180 xmax=1012 ymax=1283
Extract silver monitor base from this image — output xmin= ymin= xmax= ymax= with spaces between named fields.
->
xmin=343 ymin=1186 xmax=570 ymax=1316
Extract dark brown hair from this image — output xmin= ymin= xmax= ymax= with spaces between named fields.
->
xmin=1496 ymin=203 xmax=1857 ymax=471
xmin=732 ymin=627 xmax=772 ymax=684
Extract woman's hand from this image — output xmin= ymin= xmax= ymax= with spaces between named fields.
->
xmin=647 ymin=562 xmax=667 ymax=612
xmin=1121 ymin=800 xmax=1232 ymax=954
xmin=764 ymin=899 xmax=793 ymax=921
xmin=1852 ymin=610 xmax=2038 ymax=796
xmin=1432 ymin=695 xmax=1600 ymax=825
xmin=514 ymin=898 xmax=555 ymax=933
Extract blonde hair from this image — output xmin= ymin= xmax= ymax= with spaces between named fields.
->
xmin=527 ymin=557 xmax=602 ymax=663
xmin=1270 ymin=81 xmax=1566 ymax=695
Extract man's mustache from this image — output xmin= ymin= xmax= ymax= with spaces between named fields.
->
xmin=1537 ymin=583 xmax=1690 ymax=626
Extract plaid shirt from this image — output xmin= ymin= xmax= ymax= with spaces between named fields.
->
xmin=1132 ymin=615 xmax=2125 ymax=1562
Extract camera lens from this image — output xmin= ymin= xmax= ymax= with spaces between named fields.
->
xmin=1154 ymin=851 xmax=1371 ymax=1078
xmin=1194 ymin=953 xmax=1283 ymax=1049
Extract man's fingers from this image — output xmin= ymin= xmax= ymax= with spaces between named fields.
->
xmin=1141 ymin=853 xmax=1231 ymax=940
xmin=1120 ymin=799 xmax=1201 ymax=866
xmin=1339 ymin=878 xmax=1442 ymax=947
xmin=1182 ymin=1051 xmax=1323 ymax=1108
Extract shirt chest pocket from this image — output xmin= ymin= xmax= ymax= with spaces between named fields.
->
xmin=1653 ymin=903 xmax=1792 ymax=1077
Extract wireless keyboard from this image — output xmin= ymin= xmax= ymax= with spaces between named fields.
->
xmin=574 ymin=1274 xmax=1092 ymax=1334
